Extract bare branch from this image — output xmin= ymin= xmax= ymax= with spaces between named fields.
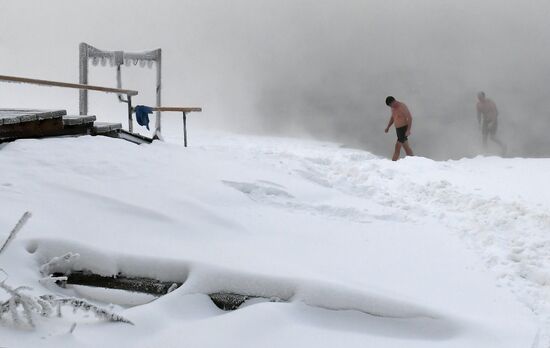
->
xmin=0 ymin=212 xmax=32 ymax=255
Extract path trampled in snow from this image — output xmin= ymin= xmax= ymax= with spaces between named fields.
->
xmin=202 ymin=132 xmax=550 ymax=346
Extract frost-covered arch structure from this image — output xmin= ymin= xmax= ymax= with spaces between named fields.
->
xmin=79 ymin=42 xmax=162 ymax=136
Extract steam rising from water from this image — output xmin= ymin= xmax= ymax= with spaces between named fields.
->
xmin=1 ymin=0 xmax=549 ymax=159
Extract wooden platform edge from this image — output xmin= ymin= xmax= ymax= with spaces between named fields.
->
xmin=0 ymin=109 xmax=67 ymax=125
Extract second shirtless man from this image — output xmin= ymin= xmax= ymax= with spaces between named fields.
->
xmin=384 ymin=96 xmax=414 ymax=161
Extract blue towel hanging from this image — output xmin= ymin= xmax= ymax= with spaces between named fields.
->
xmin=135 ymin=105 xmax=154 ymax=130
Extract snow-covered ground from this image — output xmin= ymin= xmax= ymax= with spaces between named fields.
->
xmin=0 ymin=129 xmax=548 ymax=347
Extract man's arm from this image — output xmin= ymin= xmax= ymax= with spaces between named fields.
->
xmin=406 ymin=114 xmax=412 ymax=136
xmin=476 ymin=104 xmax=482 ymax=124
xmin=385 ymin=115 xmax=394 ymax=133
xmin=403 ymin=106 xmax=412 ymax=135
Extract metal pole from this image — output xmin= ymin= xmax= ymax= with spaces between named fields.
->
xmin=127 ymin=95 xmax=133 ymax=133
xmin=79 ymin=43 xmax=161 ymax=132
xmin=116 ymin=65 xmax=127 ymax=102
xmin=182 ymin=112 xmax=187 ymax=147
xmin=79 ymin=43 xmax=88 ymax=115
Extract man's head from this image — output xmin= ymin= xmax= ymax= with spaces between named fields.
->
xmin=385 ymin=96 xmax=396 ymax=107
xmin=477 ymin=91 xmax=486 ymax=101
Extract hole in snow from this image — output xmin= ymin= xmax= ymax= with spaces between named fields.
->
xmin=25 ymin=241 xmax=38 ymax=254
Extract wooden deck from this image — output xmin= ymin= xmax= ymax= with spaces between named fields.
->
xmin=0 ymin=109 xmax=66 ymax=124
xmin=0 ymin=109 xmax=66 ymax=141
xmin=0 ymin=109 xmax=151 ymax=144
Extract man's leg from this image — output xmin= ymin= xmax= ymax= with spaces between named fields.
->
xmin=489 ymin=134 xmax=507 ymax=155
xmin=481 ymin=121 xmax=489 ymax=151
xmin=403 ymin=141 xmax=414 ymax=157
xmin=392 ymin=142 xmax=402 ymax=161
xmin=482 ymin=131 xmax=488 ymax=151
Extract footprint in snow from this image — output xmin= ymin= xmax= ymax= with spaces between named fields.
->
xmin=222 ymin=180 xmax=294 ymax=200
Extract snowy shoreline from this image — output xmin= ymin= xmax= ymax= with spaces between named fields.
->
xmin=0 ymin=131 xmax=545 ymax=347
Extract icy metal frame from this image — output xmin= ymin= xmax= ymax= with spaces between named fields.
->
xmin=79 ymin=42 xmax=162 ymax=137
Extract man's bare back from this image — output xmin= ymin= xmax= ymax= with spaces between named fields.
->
xmin=384 ymin=96 xmax=414 ymax=161
xmin=391 ymin=102 xmax=412 ymax=129
xmin=477 ymin=98 xmax=498 ymax=123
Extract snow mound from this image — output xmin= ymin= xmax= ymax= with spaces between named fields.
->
xmin=30 ymin=238 xmax=451 ymax=321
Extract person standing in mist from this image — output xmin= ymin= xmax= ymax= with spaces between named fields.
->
xmin=476 ymin=92 xmax=506 ymax=155
xmin=384 ymin=96 xmax=414 ymax=161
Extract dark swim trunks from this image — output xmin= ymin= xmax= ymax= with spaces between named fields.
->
xmin=395 ymin=125 xmax=408 ymax=143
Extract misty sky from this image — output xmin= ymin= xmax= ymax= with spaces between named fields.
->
xmin=1 ymin=0 xmax=549 ymax=158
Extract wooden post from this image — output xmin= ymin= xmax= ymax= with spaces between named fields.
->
xmin=155 ymin=49 xmax=162 ymax=138
xmin=182 ymin=112 xmax=188 ymax=147
xmin=79 ymin=43 xmax=89 ymax=115
xmin=127 ymin=95 xmax=133 ymax=133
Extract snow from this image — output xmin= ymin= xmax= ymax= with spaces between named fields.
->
xmin=0 ymin=129 xmax=547 ymax=347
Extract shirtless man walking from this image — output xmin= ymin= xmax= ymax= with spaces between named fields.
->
xmin=476 ymin=92 xmax=506 ymax=155
xmin=384 ymin=96 xmax=414 ymax=161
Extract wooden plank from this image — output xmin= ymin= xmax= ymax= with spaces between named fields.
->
xmin=116 ymin=129 xmax=153 ymax=144
xmin=53 ymin=271 xmax=182 ymax=296
xmin=151 ymin=107 xmax=202 ymax=113
xmin=91 ymin=124 xmax=152 ymax=144
xmin=0 ymin=74 xmax=138 ymax=96
xmin=0 ymin=109 xmax=66 ymax=125
xmin=0 ymin=118 xmax=65 ymax=141
xmin=55 ymin=123 xmax=94 ymax=137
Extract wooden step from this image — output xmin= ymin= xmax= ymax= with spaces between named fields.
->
xmin=62 ymin=115 xmax=96 ymax=126
xmin=91 ymin=122 xmax=152 ymax=144
xmin=0 ymin=110 xmax=153 ymax=145
xmin=57 ymin=115 xmax=97 ymax=137
xmin=116 ymin=129 xmax=153 ymax=144
xmin=92 ymin=122 xmax=122 ymax=134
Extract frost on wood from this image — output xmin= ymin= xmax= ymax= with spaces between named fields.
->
xmin=167 ymin=283 xmax=179 ymax=294
xmin=0 ymin=211 xmax=31 ymax=255
xmin=39 ymin=275 xmax=68 ymax=287
xmin=39 ymin=252 xmax=80 ymax=276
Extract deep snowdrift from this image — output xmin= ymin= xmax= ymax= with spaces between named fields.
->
xmin=0 ymin=131 xmax=546 ymax=347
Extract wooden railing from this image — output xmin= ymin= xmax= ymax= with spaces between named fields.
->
xmin=151 ymin=107 xmax=202 ymax=146
xmin=0 ymin=75 xmax=138 ymax=96
xmin=0 ymin=74 xmax=138 ymax=132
